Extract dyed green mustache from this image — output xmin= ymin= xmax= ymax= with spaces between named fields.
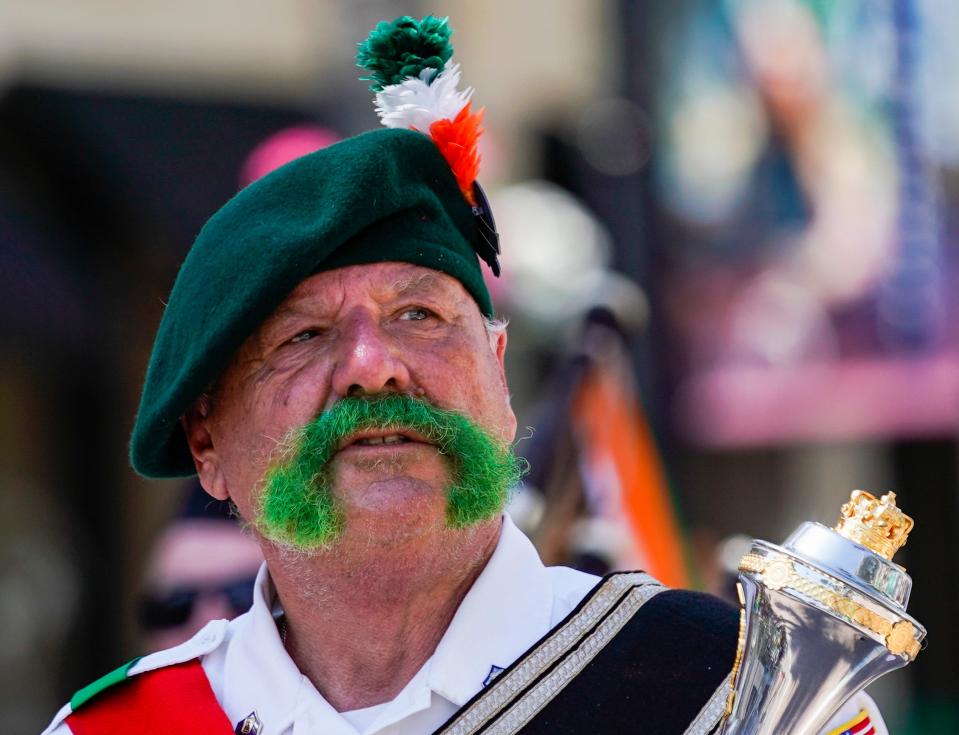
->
xmin=256 ymin=394 xmax=522 ymax=550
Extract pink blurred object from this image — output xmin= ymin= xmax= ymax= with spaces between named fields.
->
xmin=481 ymin=258 xmax=510 ymax=305
xmin=240 ymin=125 xmax=341 ymax=187
xmin=675 ymin=354 xmax=959 ymax=447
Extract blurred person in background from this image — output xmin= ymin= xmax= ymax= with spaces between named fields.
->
xmin=42 ymin=14 xmax=886 ymax=735
xmin=139 ymin=480 xmax=263 ymax=652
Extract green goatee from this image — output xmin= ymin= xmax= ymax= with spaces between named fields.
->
xmin=255 ymin=394 xmax=522 ymax=550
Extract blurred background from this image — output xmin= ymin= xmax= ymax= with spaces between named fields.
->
xmin=1 ymin=0 xmax=957 ymax=732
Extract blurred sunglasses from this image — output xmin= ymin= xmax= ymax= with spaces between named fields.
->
xmin=138 ymin=575 xmax=257 ymax=631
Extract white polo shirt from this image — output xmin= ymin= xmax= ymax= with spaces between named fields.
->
xmin=44 ymin=515 xmax=887 ymax=735
xmin=202 ymin=515 xmax=596 ymax=735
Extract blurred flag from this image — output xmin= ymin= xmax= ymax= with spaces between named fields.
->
xmin=569 ymin=309 xmax=691 ymax=588
xmin=826 ymin=709 xmax=874 ymax=735
xmin=520 ymin=307 xmax=691 ymax=587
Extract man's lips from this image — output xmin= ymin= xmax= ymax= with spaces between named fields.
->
xmin=336 ymin=429 xmax=434 ymax=452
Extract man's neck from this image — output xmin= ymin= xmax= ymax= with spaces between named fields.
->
xmin=265 ymin=519 xmax=502 ymax=712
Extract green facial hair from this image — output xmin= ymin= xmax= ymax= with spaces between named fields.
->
xmin=255 ymin=394 xmax=522 ymax=550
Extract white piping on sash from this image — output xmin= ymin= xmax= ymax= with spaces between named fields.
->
xmin=683 ymin=673 xmax=734 ymax=735
xmin=436 ymin=572 xmax=664 ymax=735
xmin=484 ymin=582 xmax=666 ymax=734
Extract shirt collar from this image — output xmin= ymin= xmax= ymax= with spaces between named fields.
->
xmin=220 ymin=563 xmax=307 ymax=735
xmin=427 ymin=513 xmax=553 ymax=705
xmin=220 ymin=513 xmax=554 ymax=731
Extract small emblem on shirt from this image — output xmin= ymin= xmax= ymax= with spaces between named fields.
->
xmin=483 ymin=665 xmax=505 ymax=687
xmin=235 ymin=711 xmax=263 ymax=735
xmin=827 ymin=709 xmax=874 ymax=735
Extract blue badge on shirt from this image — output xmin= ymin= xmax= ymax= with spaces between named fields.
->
xmin=235 ymin=711 xmax=262 ymax=734
xmin=483 ymin=665 xmax=505 ymax=687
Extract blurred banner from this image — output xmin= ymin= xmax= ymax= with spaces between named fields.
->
xmin=652 ymin=0 xmax=959 ymax=447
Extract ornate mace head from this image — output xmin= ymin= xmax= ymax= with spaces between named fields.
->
xmin=834 ymin=490 xmax=914 ymax=561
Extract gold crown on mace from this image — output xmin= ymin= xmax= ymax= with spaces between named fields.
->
xmin=834 ymin=490 xmax=913 ymax=560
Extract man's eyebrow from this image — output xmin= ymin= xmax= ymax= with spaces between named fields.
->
xmin=390 ymin=273 xmax=451 ymax=297
xmin=260 ymin=303 xmax=315 ymax=333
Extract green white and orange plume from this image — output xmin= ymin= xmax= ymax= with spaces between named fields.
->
xmin=357 ymin=15 xmax=483 ymax=206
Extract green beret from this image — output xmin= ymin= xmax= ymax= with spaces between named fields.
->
xmin=130 ymin=127 xmax=493 ymax=478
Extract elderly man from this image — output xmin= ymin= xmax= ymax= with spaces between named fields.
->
xmin=44 ymin=15 xmax=885 ymax=735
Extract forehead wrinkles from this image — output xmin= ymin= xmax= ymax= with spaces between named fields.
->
xmin=271 ymin=267 xmax=464 ymax=321
xmin=389 ymin=271 xmax=476 ymax=318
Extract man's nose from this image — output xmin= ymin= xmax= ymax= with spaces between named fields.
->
xmin=330 ymin=314 xmax=412 ymax=398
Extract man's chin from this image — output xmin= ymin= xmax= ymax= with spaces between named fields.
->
xmin=335 ymin=475 xmax=448 ymax=540
xmin=335 ymin=505 xmax=498 ymax=554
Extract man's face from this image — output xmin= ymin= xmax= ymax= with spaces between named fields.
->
xmin=186 ymin=262 xmax=517 ymax=549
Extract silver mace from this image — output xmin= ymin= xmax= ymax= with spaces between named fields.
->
xmin=716 ymin=490 xmax=925 ymax=734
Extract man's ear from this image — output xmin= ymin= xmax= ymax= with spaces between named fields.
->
xmin=181 ymin=395 xmax=230 ymax=501
xmin=491 ymin=328 xmax=518 ymax=442
xmin=492 ymin=329 xmax=509 ymax=386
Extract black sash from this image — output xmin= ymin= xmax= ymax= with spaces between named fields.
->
xmin=434 ymin=572 xmax=739 ymax=735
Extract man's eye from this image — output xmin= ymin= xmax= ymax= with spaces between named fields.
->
xmin=289 ymin=330 xmax=319 ymax=344
xmin=401 ymin=308 xmax=431 ymax=321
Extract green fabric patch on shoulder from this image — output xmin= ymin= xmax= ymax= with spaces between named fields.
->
xmin=70 ymin=657 xmax=142 ymax=711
